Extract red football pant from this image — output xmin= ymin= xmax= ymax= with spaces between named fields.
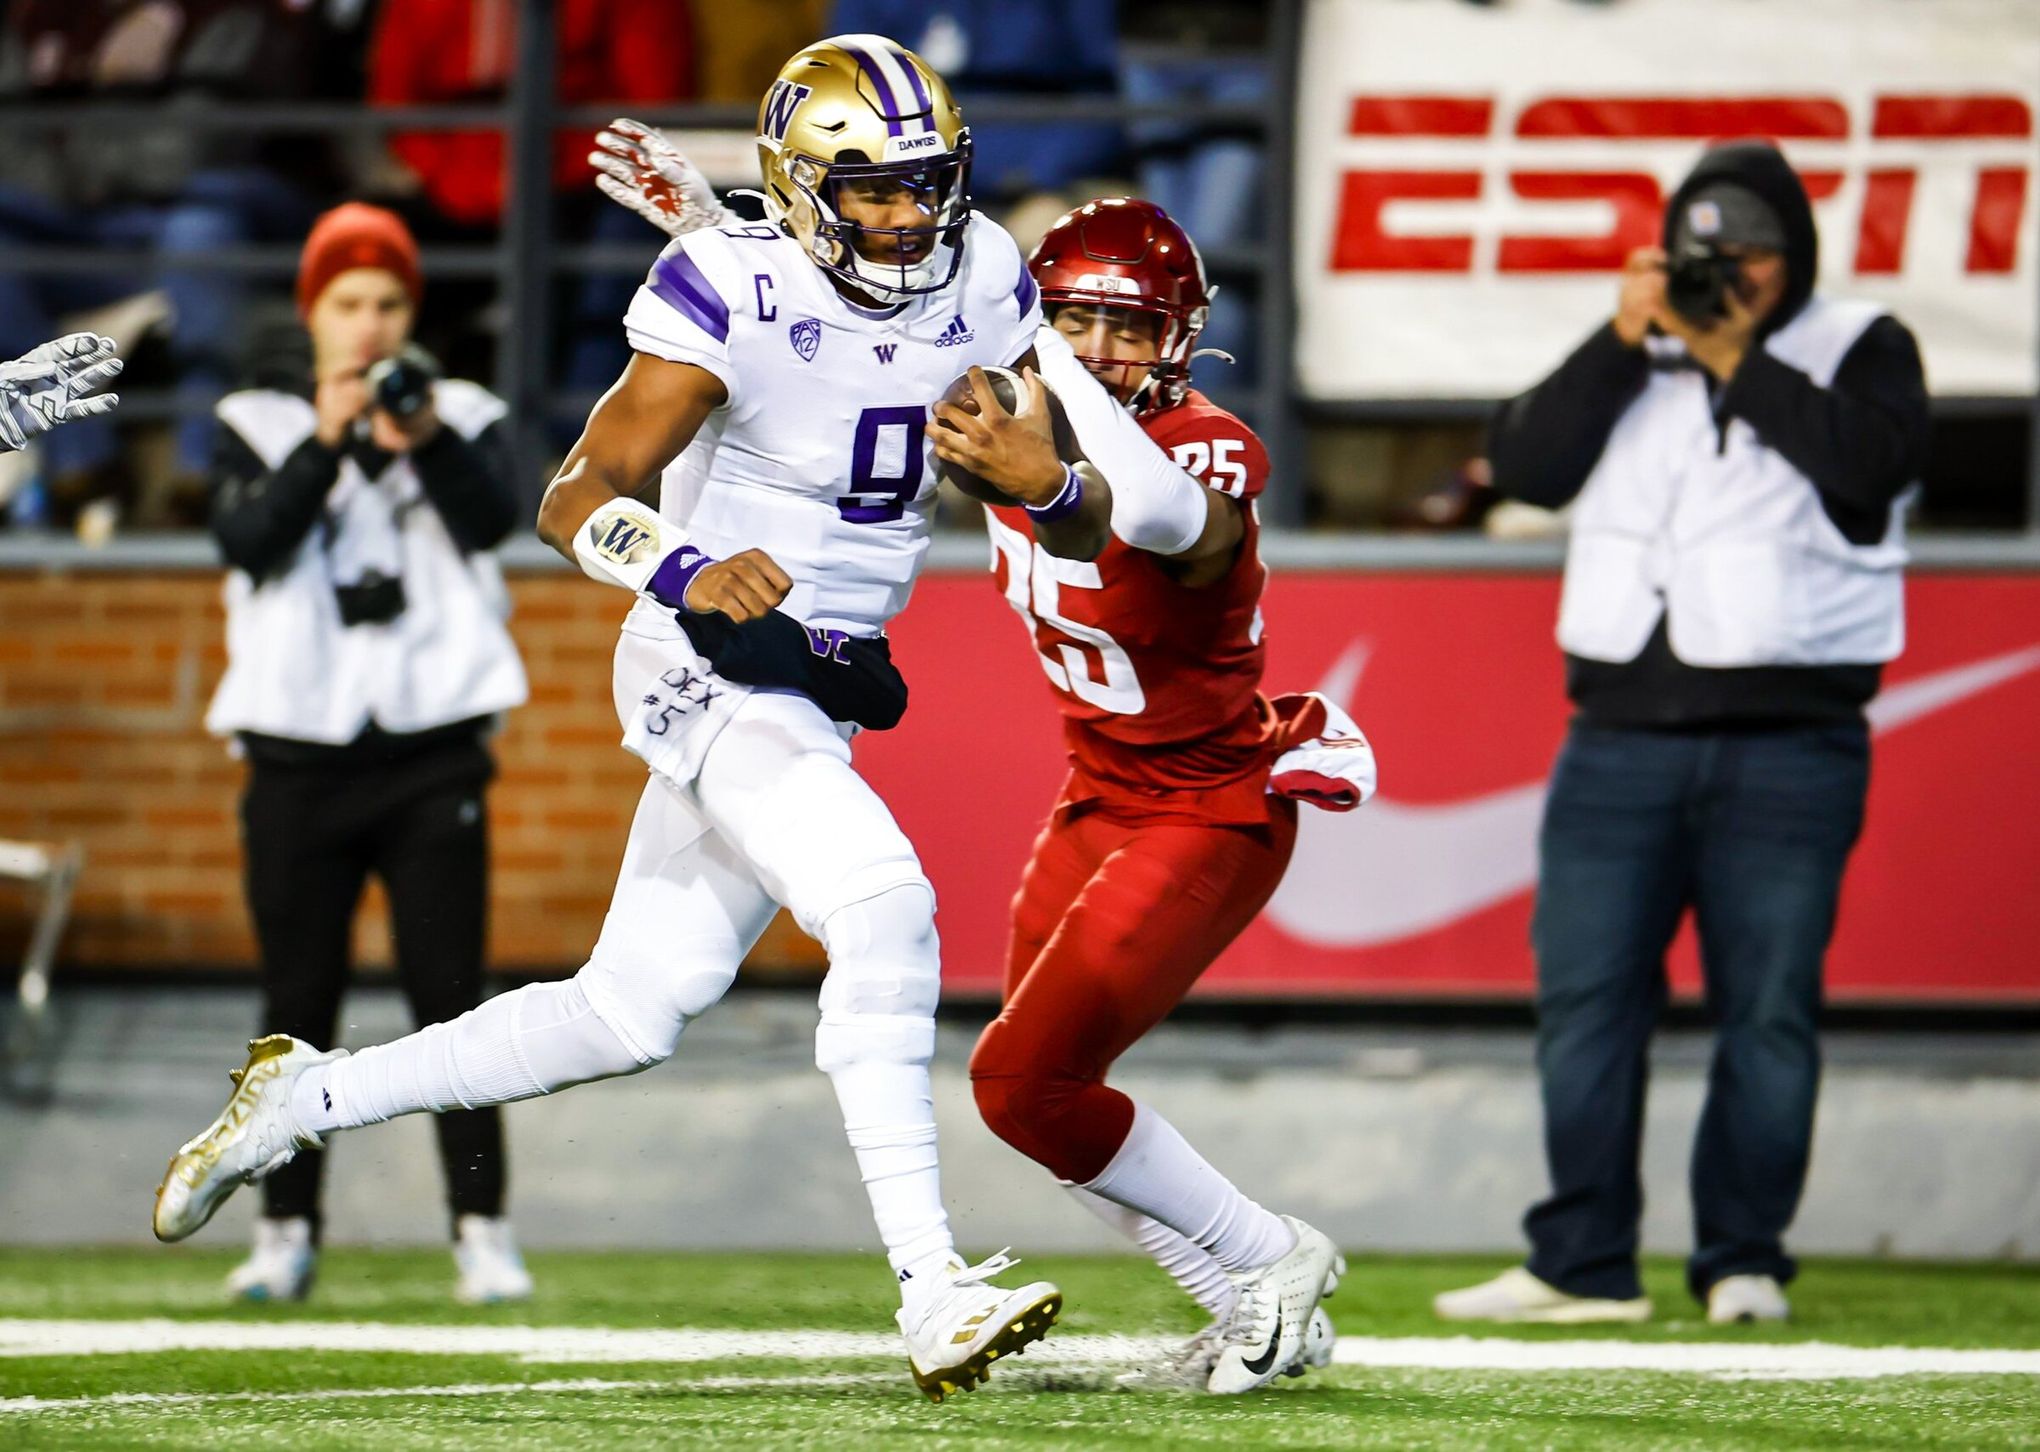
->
xmin=969 ymin=802 xmax=1298 ymax=1185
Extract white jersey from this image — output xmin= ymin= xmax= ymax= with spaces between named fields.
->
xmin=621 ymin=213 xmax=1042 ymax=637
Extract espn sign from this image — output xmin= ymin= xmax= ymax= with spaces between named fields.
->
xmin=1294 ymin=0 xmax=2040 ymax=400
xmin=1329 ymin=94 xmax=2029 ymax=278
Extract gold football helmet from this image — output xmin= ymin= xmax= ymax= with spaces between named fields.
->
xmin=756 ymin=34 xmax=973 ymax=299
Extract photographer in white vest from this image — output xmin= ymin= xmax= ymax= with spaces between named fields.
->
xmin=203 ymin=204 xmax=532 ymax=1303
xmin=1437 ymin=142 xmax=1929 ymax=1327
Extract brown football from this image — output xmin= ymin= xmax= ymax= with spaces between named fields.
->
xmin=931 ymin=366 xmax=1082 ymax=507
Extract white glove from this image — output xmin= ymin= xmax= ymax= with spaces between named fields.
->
xmin=0 ymin=333 xmax=122 ymax=453
xmin=1269 ymin=692 xmax=1378 ymax=812
xmin=589 ymin=117 xmax=734 ymax=239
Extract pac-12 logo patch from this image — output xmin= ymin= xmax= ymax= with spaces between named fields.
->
xmin=789 ymin=318 xmax=822 ymax=361
xmin=588 ymin=508 xmax=658 ymax=565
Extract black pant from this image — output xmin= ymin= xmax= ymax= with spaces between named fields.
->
xmin=1523 ymin=720 xmax=1869 ymax=1303
xmin=240 ymin=734 xmax=506 ymax=1236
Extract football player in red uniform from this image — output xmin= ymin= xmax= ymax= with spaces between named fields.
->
xmin=928 ymin=199 xmax=1378 ymax=1391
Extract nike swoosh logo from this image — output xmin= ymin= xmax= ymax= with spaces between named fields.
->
xmin=1266 ymin=641 xmax=2040 ymax=948
xmin=1240 ymin=1334 xmax=1281 ymax=1378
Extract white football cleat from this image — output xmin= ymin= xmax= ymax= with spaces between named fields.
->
xmin=1433 ymin=1266 xmax=1652 ymax=1324
xmin=153 ymin=1035 xmax=342 ymax=1243
xmin=897 ymin=1250 xmax=1062 ymax=1402
xmin=225 ymin=1216 xmax=316 ymax=1302
xmin=454 ymin=1215 xmax=535 ymax=1304
xmin=1707 ymin=1273 xmax=1790 ymax=1324
xmin=1206 ymin=1218 xmax=1340 ymax=1395
xmin=1283 ymin=1305 xmax=1338 ymax=1378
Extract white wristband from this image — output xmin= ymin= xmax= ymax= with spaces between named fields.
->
xmin=573 ymin=496 xmax=687 ymax=592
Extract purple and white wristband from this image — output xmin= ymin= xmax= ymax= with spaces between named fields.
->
xmin=1026 ymin=464 xmax=1086 ymax=524
xmin=646 ymin=543 xmax=719 ymax=610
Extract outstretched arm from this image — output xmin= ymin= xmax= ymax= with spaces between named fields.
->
xmin=1026 ymin=331 xmax=1243 ymax=582
xmin=537 ymin=353 xmax=790 ymax=622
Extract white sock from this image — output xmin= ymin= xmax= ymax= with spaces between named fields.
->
xmin=291 ymin=978 xmax=646 ymax=1136
xmin=1063 ymin=1183 xmax=1236 ymax=1318
xmin=1080 ymin=1102 xmax=1296 ymax=1274
xmin=826 ymin=1057 xmax=954 ymax=1319
xmin=813 ymin=886 xmax=954 ymax=1320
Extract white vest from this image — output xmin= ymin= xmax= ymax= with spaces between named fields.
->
xmin=205 ymin=380 xmax=530 ymax=744
xmin=1556 ymin=296 xmax=1910 ymax=668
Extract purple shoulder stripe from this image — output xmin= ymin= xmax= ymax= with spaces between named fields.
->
xmin=1014 ymin=266 xmax=1040 ymax=318
xmin=649 ymin=248 xmax=731 ymax=344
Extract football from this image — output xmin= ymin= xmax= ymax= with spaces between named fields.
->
xmin=931 ymin=365 xmax=1082 ymax=507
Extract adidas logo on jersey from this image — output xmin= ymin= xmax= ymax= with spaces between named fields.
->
xmin=933 ymin=314 xmax=975 ymax=347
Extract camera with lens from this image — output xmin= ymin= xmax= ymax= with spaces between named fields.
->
xmin=364 ymin=344 xmax=441 ymax=418
xmin=333 ymin=567 xmax=407 ymax=627
xmin=1665 ymin=243 xmax=1743 ymax=325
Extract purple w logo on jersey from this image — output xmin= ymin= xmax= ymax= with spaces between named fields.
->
xmin=873 ymin=344 xmax=897 ymax=364
xmin=762 ymin=80 xmax=811 ymax=143
xmin=789 ymin=318 xmax=821 ymax=361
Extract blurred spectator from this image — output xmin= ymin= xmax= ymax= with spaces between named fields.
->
xmin=204 ymin=202 xmax=532 ymax=1304
xmin=828 ymin=1 xmax=1126 ymax=201
xmin=0 ymin=1 xmax=341 ymax=526
xmin=1118 ymin=1 xmax=1268 ymax=386
xmin=368 ymin=0 xmax=695 ymax=410
xmin=1435 ymin=142 xmax=1928 ymax=1328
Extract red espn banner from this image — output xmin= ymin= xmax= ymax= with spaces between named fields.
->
xmin=854 ymin=571 xmax=2040 ymax=1004
xmin=1293 ymin=0 xmax=2040 ymax=399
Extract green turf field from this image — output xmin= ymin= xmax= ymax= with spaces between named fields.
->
xmin=2 ymin=1249 xmax=2035 ymax=1450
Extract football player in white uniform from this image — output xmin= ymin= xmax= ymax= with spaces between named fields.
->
xmin=586 ymin=129 xmax=1351 ymax=1394
xmin=152 ymin=35 xmax=1083 ymax=1402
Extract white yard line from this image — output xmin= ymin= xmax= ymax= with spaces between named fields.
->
xmin=0 ymin=1318 xmax=2035 ymax=1393
xmin=0 ymin=1373 xmax=895 ymax=1415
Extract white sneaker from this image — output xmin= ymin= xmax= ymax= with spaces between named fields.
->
xmin=1707 ymin=1274 xmax=1790 ymax=1324
xmin=1206 ymin=1217 xmax=1341 ymax=1395
xmin=153 ymin=1035 xmax=343 ymax=1243
xmin=454 ymin=1215 xmax=535 ymax=1304
xmin=224 ymin=1216 xmax=316 ymax=1302
xmin=896 ymin=1250 xmax=1062 ymax=1402
xmin=1433 ymin=1266 xmax=1652 ymax=1324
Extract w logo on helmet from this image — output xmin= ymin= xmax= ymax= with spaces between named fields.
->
xmin=762 ymin=80 xmax=812 ymax=143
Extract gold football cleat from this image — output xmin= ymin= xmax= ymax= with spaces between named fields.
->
xmin=152 ymin=1034 xmax=337 ymax=1243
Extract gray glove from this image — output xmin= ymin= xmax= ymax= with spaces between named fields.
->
xmin=0 ymin=333 xmax=122 ymax=453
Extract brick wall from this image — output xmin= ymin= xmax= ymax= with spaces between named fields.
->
xmin=0 ymin=568 xmax=826 ymax=978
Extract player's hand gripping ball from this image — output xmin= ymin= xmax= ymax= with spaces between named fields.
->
xmin=929 ymin=365 xmax=1074 ymax=508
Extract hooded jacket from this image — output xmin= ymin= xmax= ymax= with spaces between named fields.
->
xmin=1488 ymin=140 xmax=1931 ymax=726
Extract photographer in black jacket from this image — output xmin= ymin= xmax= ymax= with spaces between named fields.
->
xmin=204 ymin=203 xmax=532 ymax=1304
xmin=1436 ymin=142 xmax=1929 ymax=1327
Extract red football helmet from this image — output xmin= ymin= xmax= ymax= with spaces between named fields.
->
xmin=1027 ymin=197 xmax=1214 ymax=417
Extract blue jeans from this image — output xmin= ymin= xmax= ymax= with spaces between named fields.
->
xmin=1523 ymin=720 xmax=1870 ymax=1302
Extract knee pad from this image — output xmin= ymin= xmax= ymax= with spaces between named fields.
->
xmin=814 ymin=881 xmax=940 ymax=1075
xmin=577 ymin=945 xmax=740 ymax=1066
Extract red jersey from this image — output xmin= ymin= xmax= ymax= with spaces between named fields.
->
xmin=987 ymin=391 xmax=1310 ymax=826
